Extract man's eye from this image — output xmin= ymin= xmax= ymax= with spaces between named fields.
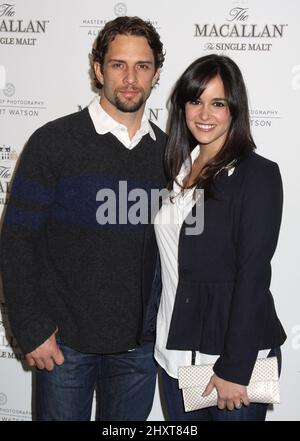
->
xmin=112 ymin=63 xmax=124 ymax=69
xmin=137 ymin=64 xmax=150 ymax=70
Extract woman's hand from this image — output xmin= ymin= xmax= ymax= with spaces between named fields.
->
xmin=202 ymin=373 xmax=250 ymax=411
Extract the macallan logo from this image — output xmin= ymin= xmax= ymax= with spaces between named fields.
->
xmin=194 ymin=7 xmax=288 ymax=53
xmin=0 ymin=3 xmax=49 ymax=33
xmin=77 ymin=105 xmax=164 ymax=122
xmin=0 ymin=3 xmax=49 ymax=46
xmin=194 ymin=7 xmax=287 ymax=39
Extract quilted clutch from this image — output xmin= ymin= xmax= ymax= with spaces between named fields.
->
xmin=178 ymin=356 xmax=280 ymax=411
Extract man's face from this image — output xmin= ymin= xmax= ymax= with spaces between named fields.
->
xmin=95 ymin=34 xmax=159 ymax=117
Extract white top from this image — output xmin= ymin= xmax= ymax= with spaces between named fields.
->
xmin=88 ymin=96 xmax=156 ymax=149
xmin=154 ymin=145 xmax=269 ymax=379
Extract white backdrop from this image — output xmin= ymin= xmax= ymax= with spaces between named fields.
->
xmin=0 ymin=0 xmax=299 ymax=421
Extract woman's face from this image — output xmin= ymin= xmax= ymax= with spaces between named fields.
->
xmin=185 ymin=75 xmax=232 ymax=156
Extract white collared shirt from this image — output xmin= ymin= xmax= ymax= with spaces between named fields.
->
xmin=154 ymin=145 xmax=218 ymax=378
xmin=88 ymin=96 xmax=156 ymax=149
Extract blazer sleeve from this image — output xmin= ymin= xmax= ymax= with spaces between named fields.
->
xmin=213 ymin=161 xmax=283 ymax=385
xmin=0 ymin=127 xmax=59 ymax=354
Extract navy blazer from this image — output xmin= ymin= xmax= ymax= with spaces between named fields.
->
xmin=166 ymin=152 xmax=286 ymax=385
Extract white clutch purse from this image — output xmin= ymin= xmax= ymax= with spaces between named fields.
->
xmin=178 ymin=356 xmax=280 ymax=412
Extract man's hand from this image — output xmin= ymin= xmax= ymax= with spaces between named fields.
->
xmin=202 ymin=373 xmax=250 ymax=411
xmin=25 ymin=331 xmax=64 ymax=371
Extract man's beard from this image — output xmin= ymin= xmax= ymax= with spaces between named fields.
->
xmin=114 ymin=90 xmax=145 ymax=113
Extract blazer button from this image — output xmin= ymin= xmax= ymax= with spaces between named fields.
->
xmin=185 ymin=297 xmax=190 ymax=303
xmin=181 ymin=268 xmax=190 ymax=277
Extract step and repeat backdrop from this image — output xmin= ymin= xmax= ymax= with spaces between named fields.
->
xmin=0 ymin=0 xmax=299 ymax=421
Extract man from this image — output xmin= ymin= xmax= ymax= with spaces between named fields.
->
xmin=0 ymin=16 xmax=166 ymax=421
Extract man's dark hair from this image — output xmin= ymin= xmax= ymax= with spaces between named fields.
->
xmin=92 ymin=16 xmax=165 ymax=90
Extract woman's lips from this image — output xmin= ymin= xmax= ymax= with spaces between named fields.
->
xmin=195 ymin=123 xmax=216 ymax=131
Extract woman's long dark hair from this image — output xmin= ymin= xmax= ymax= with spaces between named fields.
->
xmin=165 ymin=54 xmax=256 ymax=193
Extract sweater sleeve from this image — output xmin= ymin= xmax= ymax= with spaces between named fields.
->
xmin=213 ymin=161 xmax=283 ymax=385
xmin=0 ymin=127 xmax=60 ymax=354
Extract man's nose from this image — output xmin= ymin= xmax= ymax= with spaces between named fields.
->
xmin=123 ymin=66 xmax=137 ymax=85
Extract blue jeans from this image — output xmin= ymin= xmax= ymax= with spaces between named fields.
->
xmin=35 ymin=337 xmax=157 ymax=421
xmin=161 ymin=348 xmax=281 ymax=421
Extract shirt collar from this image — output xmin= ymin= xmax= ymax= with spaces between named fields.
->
xmin=178 ymin=145 xmax=201 ymax=178
xmin=88 ymin=96 xmax=156 ymax=141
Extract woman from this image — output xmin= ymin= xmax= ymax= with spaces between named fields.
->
xmin=154 ymin=54 xmax=286 ymax=421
